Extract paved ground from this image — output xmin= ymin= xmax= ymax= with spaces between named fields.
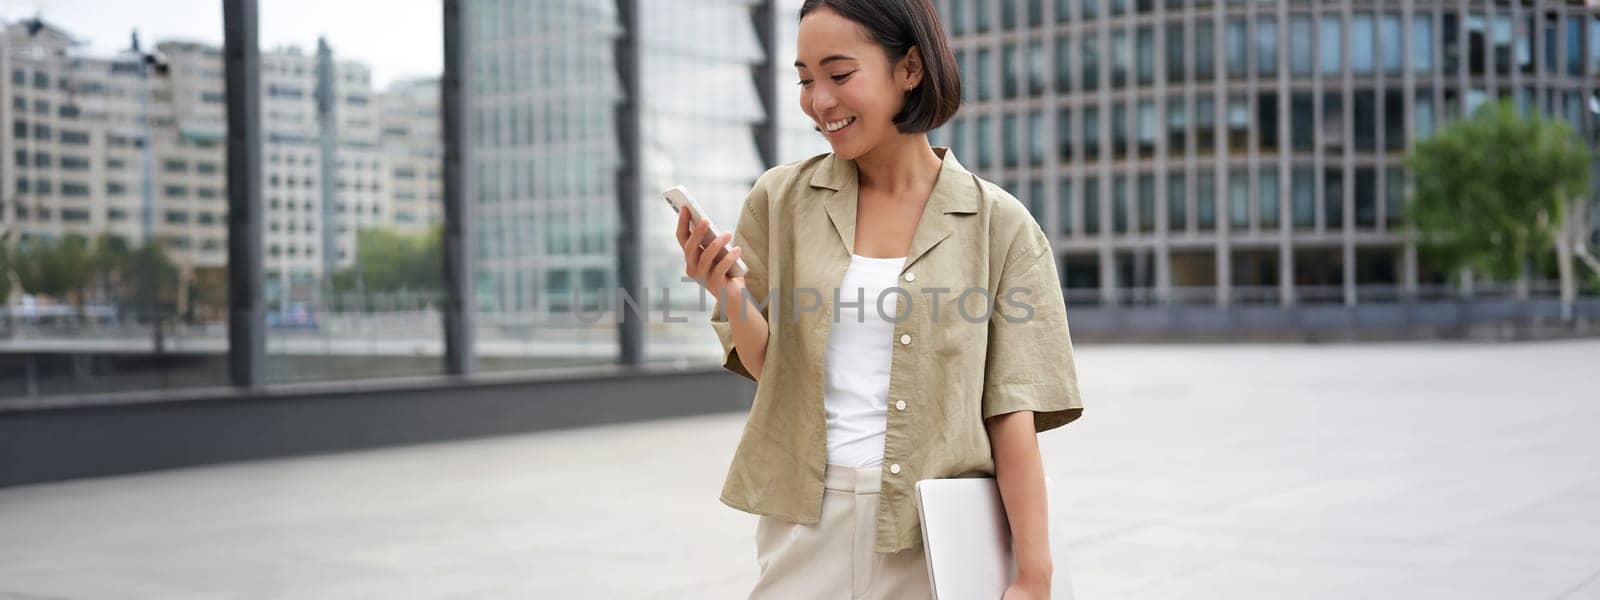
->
xmin=1 ymin=340 xmax=1597 ymax=599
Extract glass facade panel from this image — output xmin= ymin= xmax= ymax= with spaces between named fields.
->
xmin=1257 ymin=16 xmax=1278 ymax=77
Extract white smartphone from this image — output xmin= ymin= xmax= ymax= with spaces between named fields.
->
xmin=663 ymin=184 xmax=750 ymax=278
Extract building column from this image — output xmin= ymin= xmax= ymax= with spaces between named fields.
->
xmin=442 ymin=0 xmax=478 ymax=375
xmin=224 ymin=0 xmax=266 ymax=387
xmin=613 ymin=0 xmax=644 ymax=366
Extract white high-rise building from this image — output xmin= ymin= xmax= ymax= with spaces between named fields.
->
xmin=0 ymin=18 xmax=444 ymax=305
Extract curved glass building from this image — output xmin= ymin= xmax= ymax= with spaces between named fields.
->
xmin=935 ymin=0 xmax=1600 ymax=312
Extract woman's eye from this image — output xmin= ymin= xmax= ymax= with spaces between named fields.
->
xmin=830 ymin=71 xmax=854 ymax=83
xmin=796 ymin=79 xmax=812 ymax=86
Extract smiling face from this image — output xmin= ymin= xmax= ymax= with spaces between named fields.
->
xmin=794 ymin=7 xmax=923 ymax=160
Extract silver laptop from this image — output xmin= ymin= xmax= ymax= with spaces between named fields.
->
xmin=914 ymin=476 xmax=1074 ymax=599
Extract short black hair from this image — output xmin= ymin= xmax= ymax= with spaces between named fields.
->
xmin=799 ymin=0 xmax=962 ymax=134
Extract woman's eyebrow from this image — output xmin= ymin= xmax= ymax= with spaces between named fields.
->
xmin=793 ymin=54 xmax=856 ymax=68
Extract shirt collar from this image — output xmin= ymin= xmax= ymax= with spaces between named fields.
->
xmin=808 ymin=146 xmax=980 ymax=215
xmin=809 ymin=146 xmax=979 ymax=270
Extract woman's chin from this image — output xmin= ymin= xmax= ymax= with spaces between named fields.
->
xmin=827 ymin=140 xmax=865 ymax=160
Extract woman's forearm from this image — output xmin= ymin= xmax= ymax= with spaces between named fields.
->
xmin=724 ymin=279 xmax=771 ymax=381
xmin=986 ymin=410 xmax=1054 ymax=583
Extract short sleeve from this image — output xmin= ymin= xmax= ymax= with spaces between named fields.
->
xmin=980 ymin=222 xmax=1085 ymax=433
xmin=708 ymin=173 xmax=773 ymax=382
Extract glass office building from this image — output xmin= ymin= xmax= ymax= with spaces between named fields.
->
xmin=467 ymin=0 xmax=770 ymax=364
xmin=935 ymin=0 xmax=1600 ymax=308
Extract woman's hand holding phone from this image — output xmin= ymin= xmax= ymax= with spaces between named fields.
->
xmin=676 ymin=208 xmax=745 ymax=308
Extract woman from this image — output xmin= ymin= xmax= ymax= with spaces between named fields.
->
xmin=675 ymin=1 xmax=1085 ymax=598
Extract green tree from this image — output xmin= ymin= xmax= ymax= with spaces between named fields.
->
xmin=1407 ymin=100 xmax=1595 ymax=319
xmin=12 ymin=233 xmax=94 ymax=307
xmin=0 ymin=243 xmax=13 ymax=306
xmin=331 ymin=227 xmax=442 ymax=296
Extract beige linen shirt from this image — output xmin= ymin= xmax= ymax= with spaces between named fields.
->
xmin=709 ymin=146 xmax=1085 ymax=554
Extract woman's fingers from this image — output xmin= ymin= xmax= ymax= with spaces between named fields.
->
xmin=681 ymin=218 xmax=709 ymax=275
xmin=697 ymin=232 xmax=731 ymax=281
xmin=711 ymin=245 xmax=741 ymax=282
xmin=674 ymin=208 xmax=690 ymax=246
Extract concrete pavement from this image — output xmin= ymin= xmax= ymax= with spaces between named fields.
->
xmin=0 ymin=339 xmax=1597 ymax=599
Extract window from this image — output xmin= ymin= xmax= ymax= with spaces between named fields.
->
xmin=1136 ymin=27 xmax=1155 ymax=85
xmin=1137 ymin=101 xmax=1156 ymax=158
xmin=1026 ymin=181 xmax=1045 ymax=224
xmin=1113 ymin=176 xmax=1129 ymax=233
xmin=1111 ymin=31 xmax=1129 ymax=88
xmin=1415 ymin=89 xmax=1435 ymax=139
xmin=1196 ymin=22 xmax=1215 ymax=79
xmin=1197 ymin=171 xmax=1216 ymax=231
xmin=1351 ymin=14 xmax=1375 ymax=74
xmin=1166 ymin=23 xmax=1185 ymax=83
xmin=1083 ymin=107 xmax=1101 ymax=159
xmin=1290 ymin=17 xmax=1314 ymax=75
xmin=1084 ymin=177 xmax=1101 ymax=235
xmin=1467 ymin=14 xmax=1486 ymax=76
xmin=1355 ymin=167 xmax=1377 ymax=229
xmin=164 ymin=159 xmax=188 ymax=173
xmin=1055 ymin=34 xmax=1072 ymax=94
xmin=1260 ymin=169 xmax=1280 ymax=228
xmin=1027 ymin=40 xmax=1046 ymax=96
xmin=1324 ymin=169 xmax=1344 ymax=230
xmin=1167 ymin=173 xmax=1187 ymax=231
xmin=1493 ymin=14 xmax=1513 ymax=76
xmin=1137 ymin=174 xmax=1155 ymax=233
xmin=976 ymin=115 xmax=994 ymax=168
xmin=1565 ymin=16 xmax=1583 ymax=76
xmin=1229 ymin=170 xmax=1249 ymax=229
xmin=1112 ymin=104 xmax=1128 ymax=159
xmin=1057 ymin=108 xmax=1073 ymax=162
xmin=62 ymin=182 xmax=90 ymax=197
xmin=1226 ymin=19 xmax=1247 ymax=78
xmin=1003 ymin=44 xmax=1019 ymax=98
xmin=1257 ymin=16 xmax=1278 ymax=76
xmin=1028 ymin=111 xmax=1045 ymax=166
xmin=1323 ymin=92 xmax=1344 ymax=151
xmin=1227 ymin=96 xmax=1249 ymax=152
xmin=1321 ymin=17 xmax=1343 ymax=74
xmin=1384 ymin=90 xmax=1406 ymax=151
xmin=1384 ymin=167 xmax=1405 ymax=228
xmin=1082 ymin=34 xmax=1100 ymax=91
xmin=1413 ymin=16 xmax=1435 ymax=74
xmin=1353 ymin=90 xmax=1377 ymax=151
xmin=1381 ymin=14 xmax=1403 ymax=74
xmin=1195 ymin=96 xmax=1215 ymax=155
xmin=1292 ymin=168 xmax=1315 ymax=230
xmin=1258 ymin=92 xmax=1278 ymax=152
xmin=1058 ymin=179 xmax=1074 ymax=235
xmin=1003 ymin=114 xmax=1020 ymax=167
xmin=1167 ymin=97 xmax=1187 ymax=155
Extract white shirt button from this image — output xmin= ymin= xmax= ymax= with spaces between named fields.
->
xmin=895 ymin=400 xmax=906 ymax=411
xmin=889 ymin=463 xmax=901 ymax=474
xmin=899 ymin=334 xmax=911 ymax=345
xmin=903 ymin=272 xmax=915 ymax=282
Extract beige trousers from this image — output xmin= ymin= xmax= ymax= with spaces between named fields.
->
xmin=748 ymin=463 xmax=934 ymax=599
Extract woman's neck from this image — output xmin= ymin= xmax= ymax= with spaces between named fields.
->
xmin=853 ymin=132 xmax=942 ymax=197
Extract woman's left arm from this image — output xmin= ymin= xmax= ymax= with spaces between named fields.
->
xmin=986 ymin=411 xmax=1053 ymax=589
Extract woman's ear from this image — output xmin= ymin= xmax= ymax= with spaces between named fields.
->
xmin=899 ymin=46 xmax=925 ymax=92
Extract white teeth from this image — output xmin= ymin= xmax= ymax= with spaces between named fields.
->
xmin=824 ymin=117 xmax=854 ymax=132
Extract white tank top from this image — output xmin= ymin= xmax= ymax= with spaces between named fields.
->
xmin=823 ymin=253 xmax=908 ymax=468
